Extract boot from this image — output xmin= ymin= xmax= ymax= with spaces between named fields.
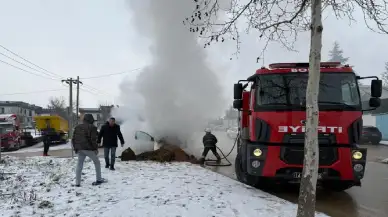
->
xmin=199 ymin=157 xmax=205 ymax=165
xmin=105 ymin=158 xmax=110 ymax=168
xmin=215 ymin=154 xmax=221 ymax=163
xmin=110 ymin=165 xmax=115 ymax=171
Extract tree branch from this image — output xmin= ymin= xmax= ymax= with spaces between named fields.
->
xmin=185 ymin=0 xmax=388 ymax=58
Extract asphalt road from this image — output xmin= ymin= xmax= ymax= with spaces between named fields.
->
xmin=4 ymin=131 xmax=388 ymax=217
xmin=186 ymin=132 xmax=388 ymax=217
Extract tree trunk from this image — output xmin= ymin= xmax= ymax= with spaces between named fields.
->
xmin=296 ymin=0 xmax=322 ymax=216
xmin=0 ymin=133 xmax=2 ymax=162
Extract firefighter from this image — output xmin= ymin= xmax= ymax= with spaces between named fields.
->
xmin=200 ymin=128 xmax=221 ymax=164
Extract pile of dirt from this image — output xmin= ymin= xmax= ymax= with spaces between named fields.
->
xmin=121 ymin=145 xmax=199 ymax=164
xmin=121 ymin=147 xmax=137 ymax=161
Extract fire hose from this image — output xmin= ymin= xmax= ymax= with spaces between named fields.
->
xmin=203 ymin=132 xmax=239 ymax=167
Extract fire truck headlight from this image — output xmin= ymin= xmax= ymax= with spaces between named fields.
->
xmin=253 ymin=148 xmax=262 ymax=157
xmin=352 ymin=151 xmax=363 ymax=160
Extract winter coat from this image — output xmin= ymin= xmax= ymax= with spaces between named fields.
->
xmin=97 ymin=123 xmax=124 ymax=147
xmin=72 ymin=114 xmax=98 ymax=151
xmin=202 ymin=132 xmax=218 ymax=148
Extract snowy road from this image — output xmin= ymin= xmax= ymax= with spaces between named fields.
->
xmin=0 ymin=156 xmax=328 ymax=217
xmin=192 ymin=132 xmax=388 ymax=217
xmin=9 ymin=141 xmax=72 ymax=154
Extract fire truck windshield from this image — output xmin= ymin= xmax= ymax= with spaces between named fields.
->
xmin=255 ymin=72 xmax=361 ymax=111
xmin=0 ymin=124 xmax=13 ymax=133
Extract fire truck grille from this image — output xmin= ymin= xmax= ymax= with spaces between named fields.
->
xmin=280 ymin=133 xmax=338 ymax=166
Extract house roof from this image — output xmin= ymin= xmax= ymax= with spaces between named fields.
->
xmin=79 ymin=108 xmax=100 ymax=113
xmin=363 ymin=98 xmax=388 ymax=115
xmin=359 ymin=85 xmax=388 ymax=101
xmin=0 ymin=101 xmax=42 ymax=110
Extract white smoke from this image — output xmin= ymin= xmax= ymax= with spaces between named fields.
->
xmin=114 ymin=0 xmax=227 ymax=152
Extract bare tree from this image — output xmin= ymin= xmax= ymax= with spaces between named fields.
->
xmin=47 ymin=96 xmax=68 ymax=120
xmin=185 ymin=0 xmax=388 ymax=216
xmin=297 ymin=1 xmax=322 ymax=216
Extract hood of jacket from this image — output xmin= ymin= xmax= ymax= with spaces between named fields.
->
xmin=83 ymin=114 xmax=95 ymax=124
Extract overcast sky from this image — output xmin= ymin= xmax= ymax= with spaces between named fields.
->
xmin=1 ymin=0 xmax=387 ymax=108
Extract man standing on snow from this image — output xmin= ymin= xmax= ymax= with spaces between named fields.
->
xmin=72 ymin=113 xmax=105 ymax=187
xmin=200 ymin=128 xmax=221 ymax=164
xmin=97 ymin=117 xmax=125 ymax=170
xmin=42 ymin=119 xmax=53 ymax=156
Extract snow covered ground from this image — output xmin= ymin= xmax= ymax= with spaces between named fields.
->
xmin=380 ymin=141 xmax=388 ymax=146
xmin=0 ymin=156 xmax=328 ymax=217
xmin=10 ymin=142 xmax=72 ymax=153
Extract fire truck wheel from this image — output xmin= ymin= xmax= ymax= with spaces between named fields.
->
xmin=321 ymin=181 xmax=354 ymax=192
xmin=235 ymin=154 xmax=260 ymax=187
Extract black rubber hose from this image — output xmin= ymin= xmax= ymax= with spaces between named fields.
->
xmin=203 ymin=132 xmax=239 ymax=167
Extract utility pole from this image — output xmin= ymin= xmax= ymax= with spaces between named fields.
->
xmin=0 ymin=130 xmax=2 ymax=161
xmin=62 ymin=78 xmax=74 ymax=158
xmin=75 ymin=76 xmax=83 ymax=125
xmin=62 ymin=78 xmax=74 ymax=135
xmin=62 ymin=77 xmax=83 ymax=158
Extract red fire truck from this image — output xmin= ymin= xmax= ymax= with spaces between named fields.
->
xmin=233 ymin=62 xmax=382 ymax=191
xmin=0 ymin=114 xmax=22 ymax=150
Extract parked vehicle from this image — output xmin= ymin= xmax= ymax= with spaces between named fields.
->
xmin=361 ymin=126 xmax=382 ymax=145
xmin=227 ymin=127 xmax=238 ymax=140
xmin=0 ymin=114 xmax=21 ymax=151
xmin=34 ymin=115 xmax=68 ymax=144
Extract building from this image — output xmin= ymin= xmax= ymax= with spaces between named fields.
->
xmin=79 ymin=105 xmax=115 ymax=128
xmin=0 ymin=101 xmax=42 ymax=127
xmin=360 ymin=85 xmax=388 ymax=140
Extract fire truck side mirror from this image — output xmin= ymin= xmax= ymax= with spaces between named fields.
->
xmin=233 ymin=99 xmax=243 ymax=109
xmin=371 ymin=80 xmax=382 ymax=98
xmin=234 ymin=83 xmax=243 ymax=99
xmin=369 ymin=97 xmax=381 ymax=108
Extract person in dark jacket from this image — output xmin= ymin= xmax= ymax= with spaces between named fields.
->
xmin=200 ymin=128 xmax=221 ymax=164
xmin=72 ymin=114 xmax=105 ymax=187
xmin=97 ymin=117 xmax=125 ymax=170
xmin=42 ymin=119 xmax=53 ymax=156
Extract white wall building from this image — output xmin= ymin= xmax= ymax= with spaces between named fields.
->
xmin=362 ymin=114 xmax=376 ymax=127
xmin=0 ymin=101 xmax=41 ymax=127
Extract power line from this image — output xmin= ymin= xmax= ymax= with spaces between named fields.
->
xmin=0 ymin=44 xmax=65 ymax=79
xmin=0 ymin=59 xmax=57 ymax=80
xmin=0 ymin=51 xmax=60 ymax=80
xmin=80 ymin=87 xmax=100 ymax=96
xmin=0 ymin=89 xmax=66 ymax=96
xmin=0 ymin=44 xmax=115 ymax=99
xmin=82 ymin=84 xmax=113 ymax=96
xmin=80 ymin=68 xmax=142 ymax=79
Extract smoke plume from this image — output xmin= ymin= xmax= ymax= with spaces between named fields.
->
xmin=114 ymin=0 xmax=226 ymax=151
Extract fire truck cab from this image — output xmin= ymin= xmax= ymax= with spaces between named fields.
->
xmin=233 ymin=62 xmax=382 ymax=191
xmin=0 ymin=114 xmax=21 ymax=151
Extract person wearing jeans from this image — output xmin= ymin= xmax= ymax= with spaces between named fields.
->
xmin=98 ymin=117 xmax=125 ymax=170
xmin=104 ymin=147 xmax=117 ymax=169
xmin=76 ymin=150 xmax=102 ymax=186
xmin=72 ymin=114 xmax=105 ymax=186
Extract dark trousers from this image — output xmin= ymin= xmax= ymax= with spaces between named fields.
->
xmin=43 ymin=138 xmax=51 ymax=154
xmin=104 ymin=147 xmax=117 ymax=166
xmin=201 ymin=147 xmax=221 ymax=160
